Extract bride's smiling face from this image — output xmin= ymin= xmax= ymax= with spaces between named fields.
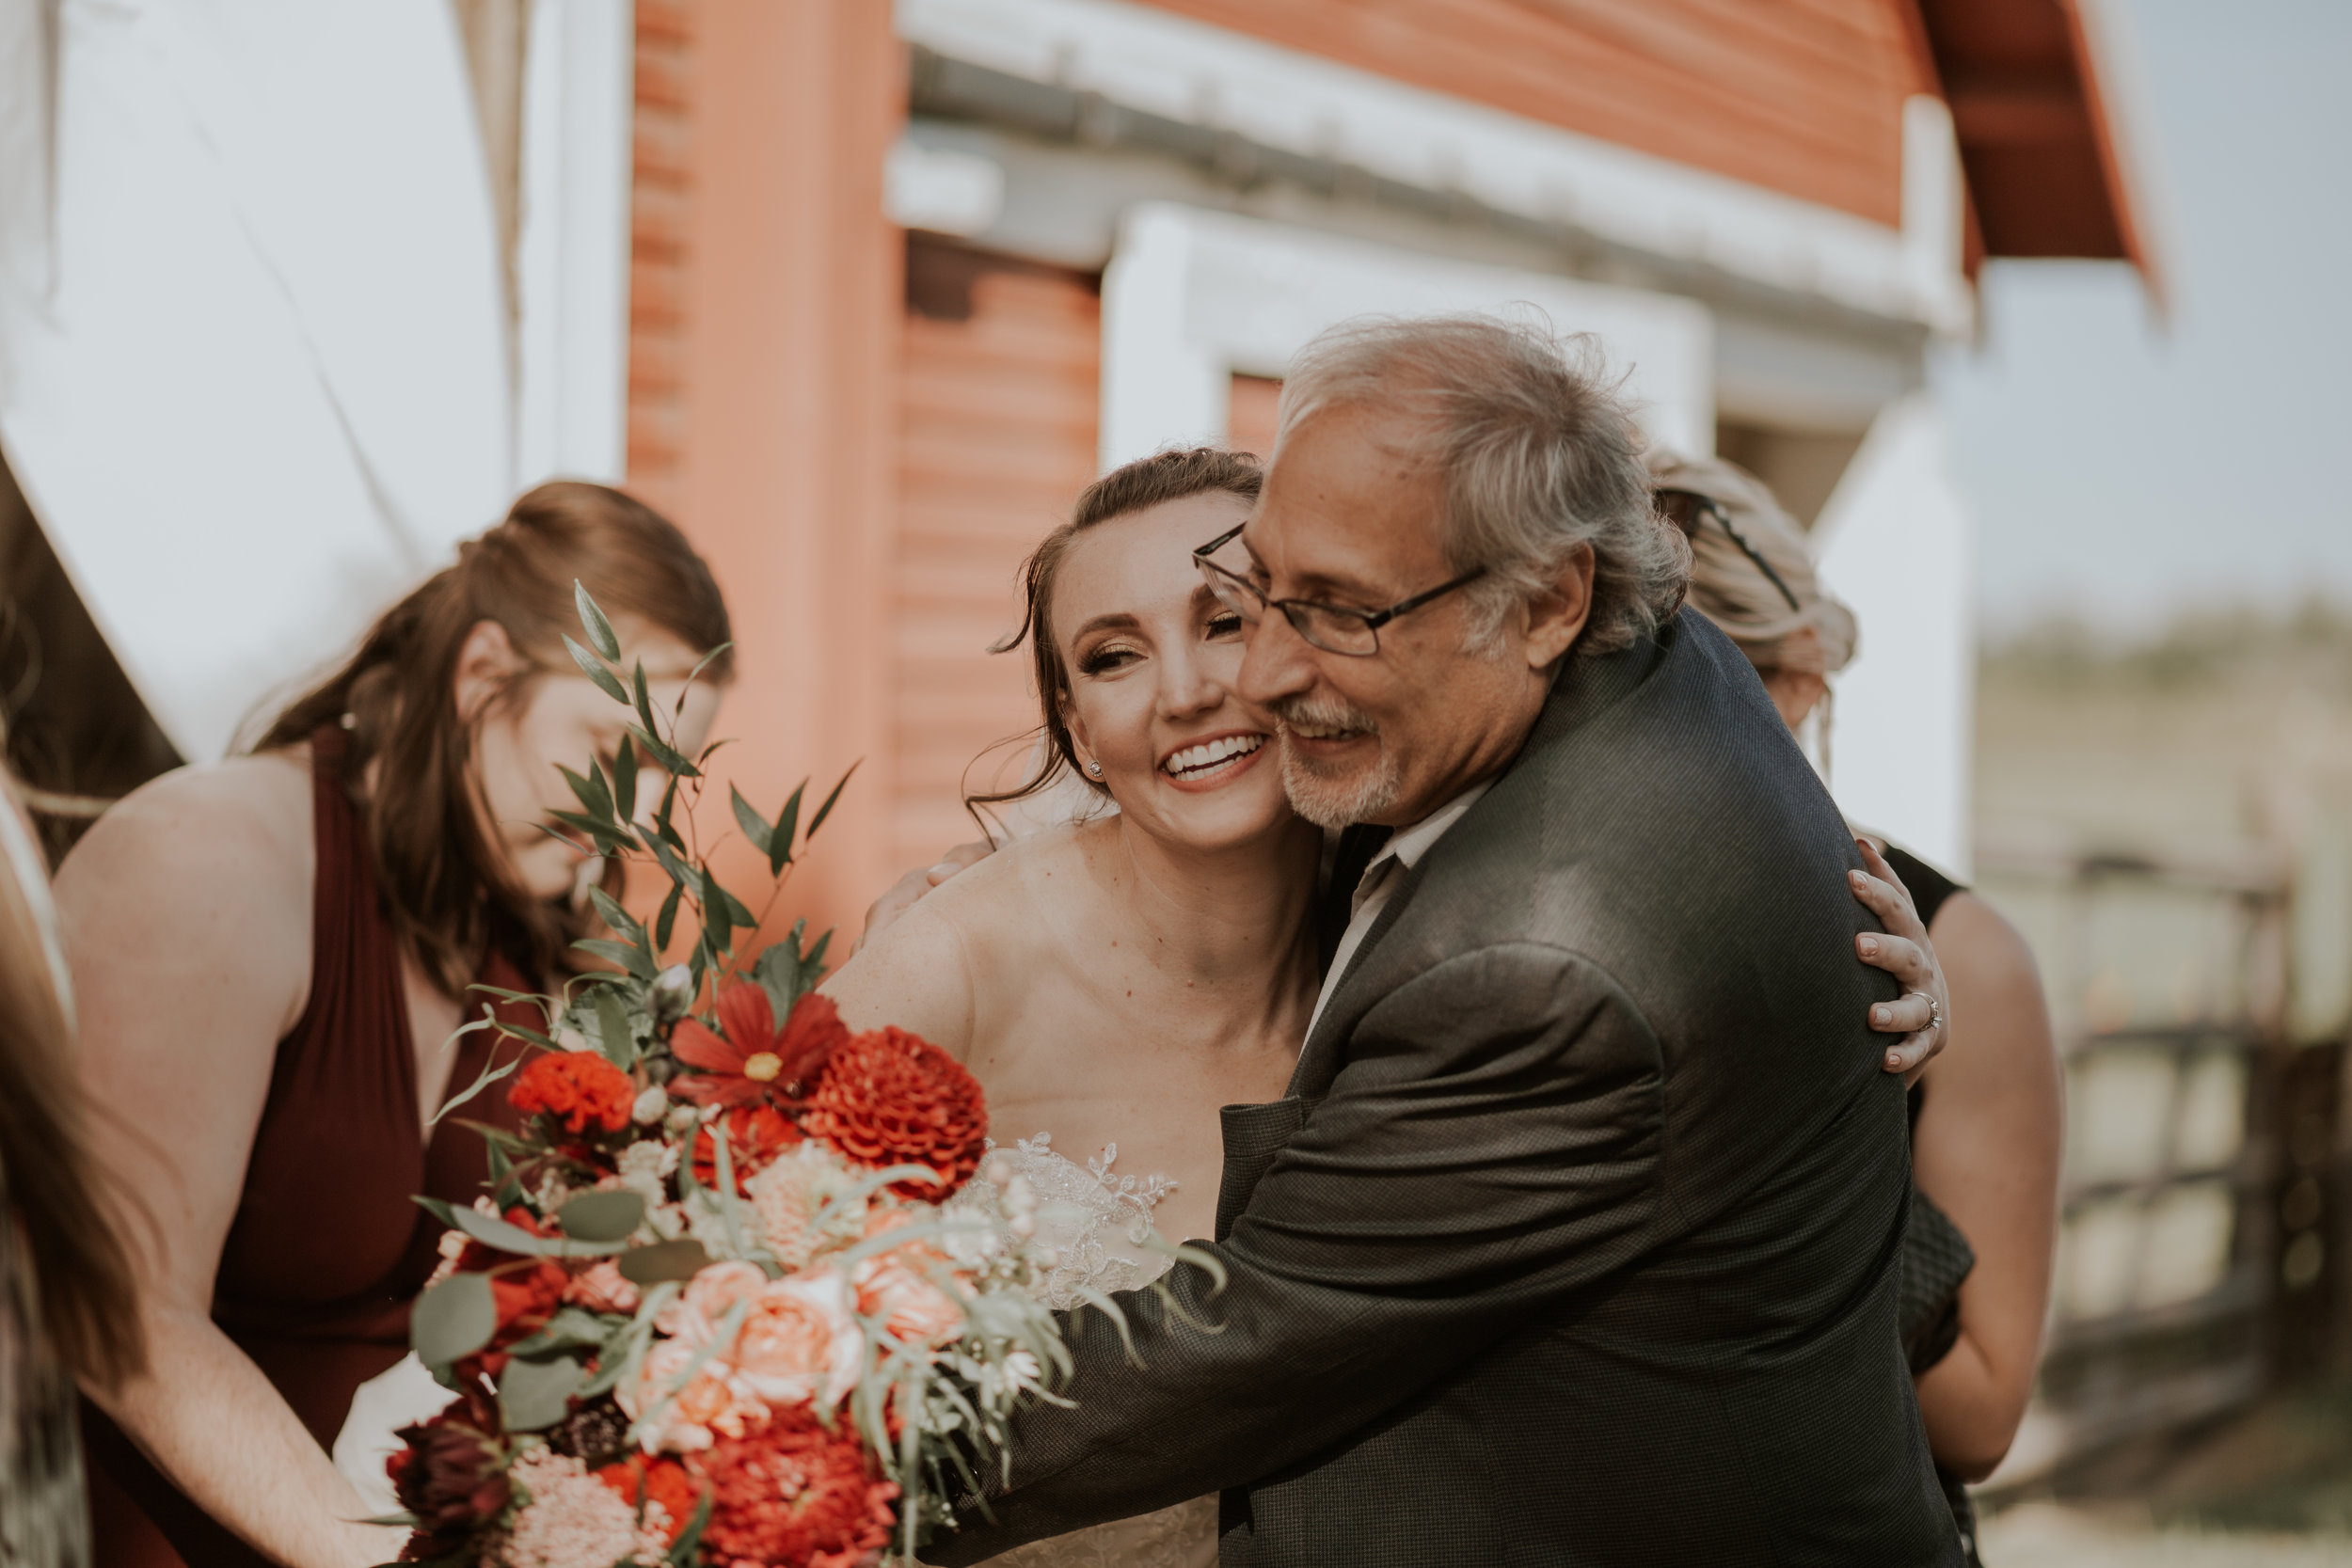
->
xmin=1052 ymin=490 xmax=1293 ymax=851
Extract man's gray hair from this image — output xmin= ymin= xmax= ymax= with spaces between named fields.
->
xmin=1275 ymin=314 xmax=1689 ymax=656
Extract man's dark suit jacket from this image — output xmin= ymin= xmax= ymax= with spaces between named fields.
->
xmin=932 ymin=610 xmax=1963 ymax=1566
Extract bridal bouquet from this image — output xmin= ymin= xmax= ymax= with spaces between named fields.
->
xmin=382 ymin=591 xmax=1070 ymax=1568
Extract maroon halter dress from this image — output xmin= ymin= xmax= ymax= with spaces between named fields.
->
xmin=83 ymin=729 xmax=532 ymax=1568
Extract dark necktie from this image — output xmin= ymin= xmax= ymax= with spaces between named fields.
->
xmin=1316 ymin=824 xmax=1393 ymax=976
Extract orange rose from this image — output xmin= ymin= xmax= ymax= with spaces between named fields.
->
xmin=732 ymin=1272 xmax=864 ymax=1409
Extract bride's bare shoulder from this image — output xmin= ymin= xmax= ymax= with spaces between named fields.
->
xmin=819 ymin=828 xmax=1090 ymax=1057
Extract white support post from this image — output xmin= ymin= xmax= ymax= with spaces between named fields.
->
xmin=1815 ymin=394 xmax=1976 ymax=876
xmin=516 ymin=0 xmax=636 ymax=487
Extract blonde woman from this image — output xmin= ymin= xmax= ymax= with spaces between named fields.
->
xmin=1654 ymin=450 xmax=2063 ymax=1564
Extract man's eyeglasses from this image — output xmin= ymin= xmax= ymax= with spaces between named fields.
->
xmin=1191 ymin=521 xmax=1486 ymax=657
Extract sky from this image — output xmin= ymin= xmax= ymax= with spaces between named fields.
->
xmin=1932 ymin=0 xmax=2352 ymax=640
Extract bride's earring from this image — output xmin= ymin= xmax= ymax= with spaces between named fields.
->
xmin=1085 ymin=759 xmax=1104 ymax=777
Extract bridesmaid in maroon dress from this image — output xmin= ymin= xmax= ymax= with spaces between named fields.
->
xmin=53 ymin=483 xmax=734 ymax=1568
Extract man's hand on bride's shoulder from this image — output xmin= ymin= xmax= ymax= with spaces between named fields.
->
xmin=1848 ymin=838 xmax=1949 ymax=1085
xmin=857 ymin=839 xmax=995 ymax=954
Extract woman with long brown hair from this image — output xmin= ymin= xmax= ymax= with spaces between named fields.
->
xmin=54 ymin=483 xmax=732 ymax=1568
xmin=1 ymin=768 xmax=148 ymax=1568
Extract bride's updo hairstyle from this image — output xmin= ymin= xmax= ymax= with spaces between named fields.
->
xmin=257 ymin=483 xmax=733 ymax=994
xmin=968 ymin=447 xmax=1263 ymax=832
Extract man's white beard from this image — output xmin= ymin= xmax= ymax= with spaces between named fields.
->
xmin=1271 ymin=695 xmax=1401 ymax=829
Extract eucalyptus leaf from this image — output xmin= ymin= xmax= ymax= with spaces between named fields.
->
xmin=654 ymin=879 xmax=684 ymax=951
xmin=588 ymin=886 xmax=643 ymax=943
xmin=729 ymin=785 xmax=773 ymax=859
xmin=612 ymin=733 xmax=638 ymax=823
xmin=417 ymin=1196 xmax=624 ymax=1259
xmin=560 ymin=1188 xmax=646 ymax=1243
xmin=713 ymin=880 xmax=757 ymax=930
xmin=548 ymin=808 xmax=630 ymax=855
xmin=639 ymin=831 xmax=693 ymax=893
xmin=575 ymin=938 xmax=657 ymax=981
xmin=771 ymin=781 xmax=805 ymax=874
xmin=506 ymin=1307 xmax=613 ymax=1359
xmin=564 ymin=635 xmax=629 ymax=705
xmin=500 ymin=1352 xmax=588 ymax=1433
xmin=626 ymin=722 xmax=696 ymax=780
xmin=576 ymin=581 xmax=622 ymax=661
xmin=616 ymin=1239 xmax=713 ymax=1285
xmin=558 ymin=762 xmax=617 ymax=825
xmin=411 ymin=1272 xmax=497 ymax=1367
xmin=808 ymin=761 xmax=859 ymax=838
xmin=631 ymin=661 xmax=659 ymax=736
xmin=593 ymin=986 xmax=638 ymax=1071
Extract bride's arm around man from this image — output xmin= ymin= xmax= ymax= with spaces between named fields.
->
xmin=923 ymin=317 xmax=1962 ymax=1568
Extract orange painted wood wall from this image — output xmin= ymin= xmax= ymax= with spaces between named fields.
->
xmin=896 ymin=242 xmax=1102 ymax=871
xmin=624 ymin=0 xmax=906 ymax=948
xmin=1140 ymin=0 xmax=1931 ymax=225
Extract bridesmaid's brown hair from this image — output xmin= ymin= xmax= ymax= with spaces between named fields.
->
xmin=968 ymin=447 xmax=1263 ymax=832
xmin=257 ymin=483 xmax=733 ymax=995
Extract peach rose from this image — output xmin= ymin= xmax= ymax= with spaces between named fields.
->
xmin=620 ymin=1338 xmax=766 ymax=1455
xmin=853 ymin=1213 xmax=964 ymax=1348
xmin=563 ymin=1259 xmax=641 ymax=1316
xmin=731 ymin=1272 xmax=865 ymax=1409
xmin=655 ymin=1259 xmax=769 ymax=1345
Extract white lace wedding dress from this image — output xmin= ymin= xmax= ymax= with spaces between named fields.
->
xmin=945 ymin=1133 xmax=1218 ymax=1568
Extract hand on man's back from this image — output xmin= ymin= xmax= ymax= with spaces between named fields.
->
xmin=856 ymin=839 xmax=994 ymax=953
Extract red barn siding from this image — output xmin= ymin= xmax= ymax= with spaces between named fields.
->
xmin=895 ymin=243 xmax=1102 ymax=867
xmin=628 ymin=0 xmax=691 ymax=517
xmin=1138 ymin=0 xmax=1930 ymax=226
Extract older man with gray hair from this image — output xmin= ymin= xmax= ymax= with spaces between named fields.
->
xmin=931 ymin=316 xmax=1961 ymax=1566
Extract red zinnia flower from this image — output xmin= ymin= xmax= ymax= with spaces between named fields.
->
xmin=690 ymin=1408 xmax=898 ymax=1568
xmin=672 ymin=986 xmax=849 ymax=1108
xmin=800 ymin=1026 xmax=988 ymax=1200
xmin=691 ymin=1103 xmax=803 ymax=1194
xmin=508 ymin=1051 xmax=634 ymax=1135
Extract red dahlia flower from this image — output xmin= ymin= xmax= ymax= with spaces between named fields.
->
xmin=389 ymin=1405 xmax=509 ymax=1560
xmin=801 ymin=1026 xmax=988 ymax=1200
xmin=691 ymin=1102 xmax=802 ymax=1194
xmin=673 ymin=986 xmax=849 ymax=1107
xmin=691 ymin=1409 xmax=898 ymax=1568
xmin=508 ymin=1051 xmax=634 ymax=1134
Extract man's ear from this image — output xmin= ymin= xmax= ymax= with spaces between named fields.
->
xmin=453 ymin=619 xmax=525 ymax=721
xmin=1520 ymin=544 xmax=1597 ymax=668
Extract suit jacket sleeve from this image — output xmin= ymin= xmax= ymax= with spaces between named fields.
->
xmin=926 ymin=942 xmax=1670 ymax=1563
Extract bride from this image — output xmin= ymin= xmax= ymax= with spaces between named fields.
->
xmin=825 ymin=449 xmax=1305 ymax=1565
xmin=823 ymin=446 xmax=1938 ymax=1566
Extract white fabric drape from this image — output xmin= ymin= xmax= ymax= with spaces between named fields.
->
xmin=0 ymin=0 xmax=512 ymax=760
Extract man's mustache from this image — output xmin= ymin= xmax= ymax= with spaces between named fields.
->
xmin=1269 ymin=693 xmax=1379 ymax=737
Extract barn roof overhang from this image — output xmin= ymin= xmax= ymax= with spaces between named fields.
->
xmin=1906 ymin=0 xmax=2153 ymax=281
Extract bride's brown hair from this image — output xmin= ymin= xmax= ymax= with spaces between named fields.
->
xmin=968 ymin=447 xmax=1263 ymax=832
xmin=257 ymin=483 xmax=732 ymax=995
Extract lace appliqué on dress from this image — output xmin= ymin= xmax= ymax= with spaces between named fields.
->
xmin=945 ymin=1134 xmax=1216 ymax=1568
xmin=945 ymin=1132 xmax=1177 ymax=1310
